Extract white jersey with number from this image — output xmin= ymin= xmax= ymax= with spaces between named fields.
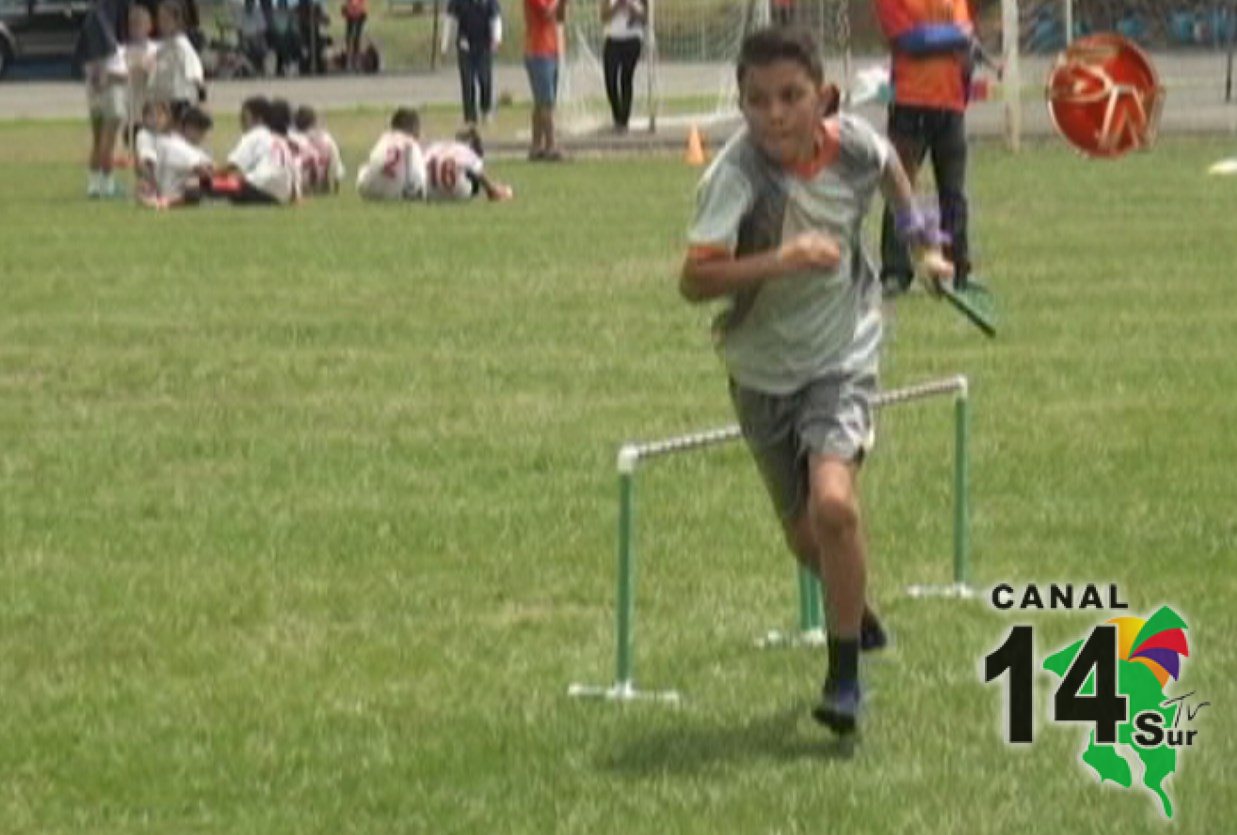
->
xmin=424 ymin=141 xmax=485 ymax=201
xmin=356 ymin=131 xmax=426 ymax=201
xmin=290 ymin=128 xmax=346 ymax=194
xmin=227 ymin=125 xmax=298 ymax=204
xmin=155 ymin=133 xmax=211 ymax=198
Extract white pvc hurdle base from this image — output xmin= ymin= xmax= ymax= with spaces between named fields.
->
xmin=569 ymin=376 xmax=976 ymax=705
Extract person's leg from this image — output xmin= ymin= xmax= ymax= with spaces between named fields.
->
xmin=880 ymin=105 xmax=929 ymax=294
xmin=929 ymin=109 xmax=971 ymax=287
xmin=458 ymin=48 xmax=478 ymax=124
xmin=477 ymin=49 xmax=494 ymax=120
xmin=543 ymin=58 xmax=559 ymax=155
xmin=603 ymin=38 xmax=623 ymax=127
xmin=88 ymin=114 xmax=105 ymax=195
xmin=98 ymin=117 xmax=121 ymax=194
xmin=617 ymin=39 xmax=641 ymax=129
xmin=807 ymin=456 xmax=866 ymax=643
xmin=526 ymin=57 xmax=544 ymax=156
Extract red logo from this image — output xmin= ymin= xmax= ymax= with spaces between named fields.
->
xmin=1046 ymin=34 xmax=1165 ymax=159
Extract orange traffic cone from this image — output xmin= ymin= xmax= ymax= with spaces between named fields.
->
xmin=685 ymin=124 xmax=708 ymax=166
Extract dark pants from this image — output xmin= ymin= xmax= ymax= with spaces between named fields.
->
xmin=457 ymin=47 xmax=494 ymax=124
xmin=880 ymin=104 xmax=971 ymax=288
xmin=603 ymin=38 xmax=642 ymax=129
xmin=772 ymin=4 xmax=795 ymax=26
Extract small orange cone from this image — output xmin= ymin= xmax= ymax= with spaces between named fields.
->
xmin=685 ymin=125 xmax=708 ymax=166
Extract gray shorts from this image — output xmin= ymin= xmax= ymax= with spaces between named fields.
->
xmin=729 ymin=371 xmax=877 ymax=522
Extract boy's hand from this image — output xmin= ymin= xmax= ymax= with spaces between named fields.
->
xmin=777 ymin=231 xmax=841 ymax=273
xmin=913 ymin=247 xmax=955 ymax=295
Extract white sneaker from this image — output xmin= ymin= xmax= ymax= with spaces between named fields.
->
xmin=87 ymin=171 xmax=101 ymax=198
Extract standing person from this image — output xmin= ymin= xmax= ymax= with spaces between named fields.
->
xmin=874 ymin=0 xmax=979 ymax=295
xmin=679 ymin=27 xmax=953 ymax=735
xmin=75 ymin=0 xmax=130 ymax=197
xmin=150 ymin=0 xmax=205 ymax=122
xmin=771 ymin=0 xmax=795 ymax=27
xmin=342 ymin=0 xmax=368 ymax=71
xmin=123 ymin=5 xmax=158 ymax=151
xmin=441 ymin=0 xmax=503 ymax=127
xmin=599 ymin=0 xmax=644 ymax=132
xmin=523 ymin=0 xmax=563 ymax=160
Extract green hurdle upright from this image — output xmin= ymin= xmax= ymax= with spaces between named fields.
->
xmin=567 ymin=375 xmax=975 ymax=704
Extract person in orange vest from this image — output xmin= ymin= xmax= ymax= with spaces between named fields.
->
xmin=874 ymin=0 xmax=983 ymax=294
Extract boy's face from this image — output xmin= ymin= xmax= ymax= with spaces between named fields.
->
xmin=129 ymin=10 xmax=151 ymax=39
xmin=156 ymin=5 xmax=178 ymax=34
xmin=182 ymin=125 xmax=207 ymax=145
xmin=739 ymin=59 xmax=826 ymax=167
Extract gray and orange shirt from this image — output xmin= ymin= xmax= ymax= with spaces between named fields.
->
xmin=686 ymin=113 xmax=892 ymax=396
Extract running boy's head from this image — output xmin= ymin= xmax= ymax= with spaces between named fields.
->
xmin=390 ymin=108 xmax=420 ymax=138
xmin=128 ymin=4 xmax=152 ymax=41
xmin=156 ymin=0 xmax=187 ymax=36
xmin=735 ymin=27 xmax=839 ymax=167
xmin=293 ymin=105 xmax=317 ymax=133
xmin=240 ymin=96 xmax=269 ymax=131
xmin=266 ymin=98 xmax=292 ymax=136
xmin=179 ymin=106 xmax=213 ymax=145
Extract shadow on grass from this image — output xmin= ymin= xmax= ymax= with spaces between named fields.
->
xmin=598 ymin=702 xmax=857 ymax=776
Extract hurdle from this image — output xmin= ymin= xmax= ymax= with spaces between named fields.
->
xmin=567 ymin=375 xmax=975 ymax=704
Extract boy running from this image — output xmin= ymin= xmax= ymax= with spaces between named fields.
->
xmin=680 ymin=27 xmax=953 ymax=735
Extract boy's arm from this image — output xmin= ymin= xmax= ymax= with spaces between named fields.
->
xmin=681 ymin=160 xmax=841 ymax=303
xmin=679 ymin=237 xmax=840 ymax=302
xmin=879 ymin=152 xmax=954 ymax=285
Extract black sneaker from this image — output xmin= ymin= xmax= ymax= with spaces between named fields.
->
xmin=813 ymin=680 xmax=861 ymax=735
xmin=860 ymin=610 xmax=888 ymax=652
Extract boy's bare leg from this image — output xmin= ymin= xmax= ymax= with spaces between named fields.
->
xmin=805 ymin=454 xmax=868 ymax=734
xmin=808 ymin=454 xmax=866 ymax=639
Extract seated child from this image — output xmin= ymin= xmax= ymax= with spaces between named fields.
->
xmin=424 ymin=127 xmax=514 ymax=202
xmin=356 ymin=108 xmax=427 ymax=202
xmin=289 ymin=105 xmax=346 ymax=195
xmin=138 ymin=106 xmax=214 ymax=209
xmin=211 ymin=96 xmax=298 ymax=205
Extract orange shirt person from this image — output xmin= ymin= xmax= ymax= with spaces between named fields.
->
xmin=874 ymin=0 xmax=979 ymax=293
xmin=524 ymin=0 xmax=564 ymax=160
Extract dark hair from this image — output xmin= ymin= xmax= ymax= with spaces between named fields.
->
xmin=241 ymin=96 xmax=270 ymax=126
xmin=736 ymin=26 xmax=824 ymax=89
xmin=455 ymin=126 xmax=484 ymax=158
xmin=180 ymin=106 xmax=213 ymax=133
xmin=266 ymin=98 xmax=292 ymax=136
xmin=391 ymin=107 xmax=420 ymax=135
xmin=293 ymin=105 xmax=317 ymax=132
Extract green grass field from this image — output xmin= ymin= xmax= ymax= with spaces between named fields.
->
xmin=2 ymin=118 xmax=1236 ymax=834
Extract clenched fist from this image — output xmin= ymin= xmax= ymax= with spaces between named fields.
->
xmin=777 ymin=231 xmax=841 ymax=273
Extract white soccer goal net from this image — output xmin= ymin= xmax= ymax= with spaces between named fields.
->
xmin=559 ymin=0 xmax=858 ymax=136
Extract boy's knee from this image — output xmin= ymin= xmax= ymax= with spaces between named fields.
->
xmin=783 ymin=513 xmax=819 ymax=566
xmin=810 ymin=488 xmax=860 ymax=539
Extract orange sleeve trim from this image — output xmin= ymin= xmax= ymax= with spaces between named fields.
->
xmin=686 ymin=244 xmax=734 ymax=264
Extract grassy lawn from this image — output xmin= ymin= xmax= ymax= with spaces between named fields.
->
xmin=1 ymin=118 xmax=1235 ymax=834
